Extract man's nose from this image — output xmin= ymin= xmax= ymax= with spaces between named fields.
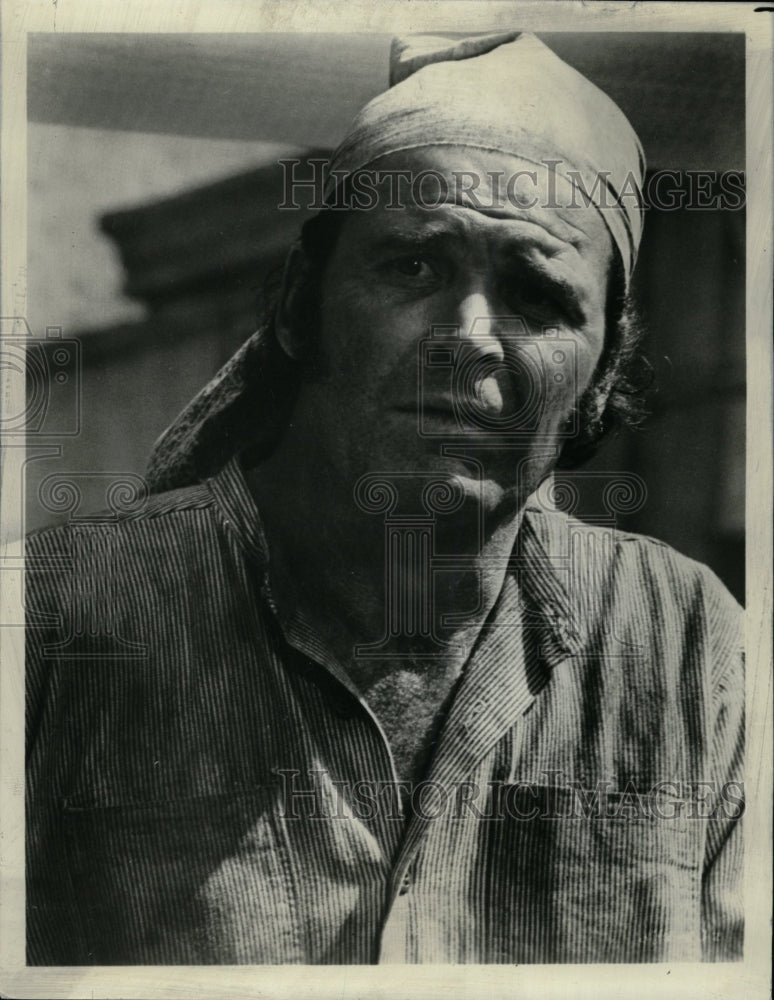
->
xmin=444 ymin=283 xmax=526 ymax=421
xmin=450 ymin=287 xmax=508 ymax=361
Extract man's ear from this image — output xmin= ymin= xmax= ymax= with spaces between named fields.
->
xmin=275 ymin=243 xmax=315 ymax=361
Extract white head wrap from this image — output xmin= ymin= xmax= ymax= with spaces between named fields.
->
xmin=326 ymin=31 xmax=645 ymax=284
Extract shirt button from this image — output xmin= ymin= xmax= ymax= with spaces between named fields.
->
xmin=399 ymin=871 xmax=412 ymax=895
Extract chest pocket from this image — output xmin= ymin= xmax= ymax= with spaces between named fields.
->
xmin=479 ymin=784 xmax=706 ymax=963
xmin=62 ymin=790 xmax=302 ymax=964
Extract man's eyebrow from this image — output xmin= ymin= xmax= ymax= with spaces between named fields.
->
xmin=510 ymin=255 xmax=583 ymax=297
xmin=367 ymin=210 xmax=576 ymax=256
xmin=501 ymin=250 xmax=591 ymax=324
xmin=365 ymin=222 xmax=464 ymax=254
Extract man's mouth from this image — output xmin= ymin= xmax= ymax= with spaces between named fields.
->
xmin=405 ymin=376 xmax=512 ymax=420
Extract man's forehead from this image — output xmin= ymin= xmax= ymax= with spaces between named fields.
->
xmin=344 ymin=147 xmax=614 ymax=266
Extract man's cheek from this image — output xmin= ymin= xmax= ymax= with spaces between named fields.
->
xmin=317 ymin=308 xmax=374 ymax=378
xmin=535 ymin=352 xmax=584 ymax=433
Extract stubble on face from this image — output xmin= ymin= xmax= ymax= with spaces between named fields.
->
xmin=285 ymin=149 xmax=612 ymax=545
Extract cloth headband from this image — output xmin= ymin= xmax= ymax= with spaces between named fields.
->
xmin=325 ymin=31 xmax=645 ymax=285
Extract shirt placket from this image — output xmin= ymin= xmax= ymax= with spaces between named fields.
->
xmin=374 ymin=562 xmax=581 ymax=963
xmin=209 ymin=457 xmax=582 ymax=963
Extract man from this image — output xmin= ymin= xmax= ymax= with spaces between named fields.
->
xmin=26 ymin=32 xmax=743 ymax=964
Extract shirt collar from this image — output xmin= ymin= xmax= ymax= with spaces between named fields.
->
xmin=208 ymin=454 xmax=364 ymax=697
xmin=207 ymin=452 xmax=583 ymax=668
xmin=208 ymin=453 xmax=272 ymax=569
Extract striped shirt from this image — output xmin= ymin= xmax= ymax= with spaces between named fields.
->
xmin=25 ymin=456 xmax=744 ymax=964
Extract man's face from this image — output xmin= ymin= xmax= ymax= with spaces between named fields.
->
xmin=287 ymin=148 xmax=613 ymax=522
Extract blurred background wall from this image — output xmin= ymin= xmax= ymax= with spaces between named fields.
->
xmin=22 ymin=31 xmax=745 ymax=602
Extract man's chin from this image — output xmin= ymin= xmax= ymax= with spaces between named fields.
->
xmin=377 ymin=454 xmax=527 ymax=521
xmin=405 ymin=449 xmax=543 ymax=507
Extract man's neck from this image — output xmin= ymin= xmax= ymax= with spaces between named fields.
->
xmin=244 ymin=446 xmax=523 ymax=685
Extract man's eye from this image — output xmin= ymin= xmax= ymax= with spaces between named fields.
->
xmin=520 ymin=287 xmax=555 ymax=311
xmin=389 ymin=256 xmax=438 ymax=280
xmin=506 ymin=282 xmax=563 ymax=321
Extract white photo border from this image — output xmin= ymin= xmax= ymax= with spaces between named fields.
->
xmin=1 ymin=2 xmax=771 ymax=998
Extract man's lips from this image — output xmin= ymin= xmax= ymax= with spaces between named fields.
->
xmin=394 ymin=376 xmax=512 ymax=419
